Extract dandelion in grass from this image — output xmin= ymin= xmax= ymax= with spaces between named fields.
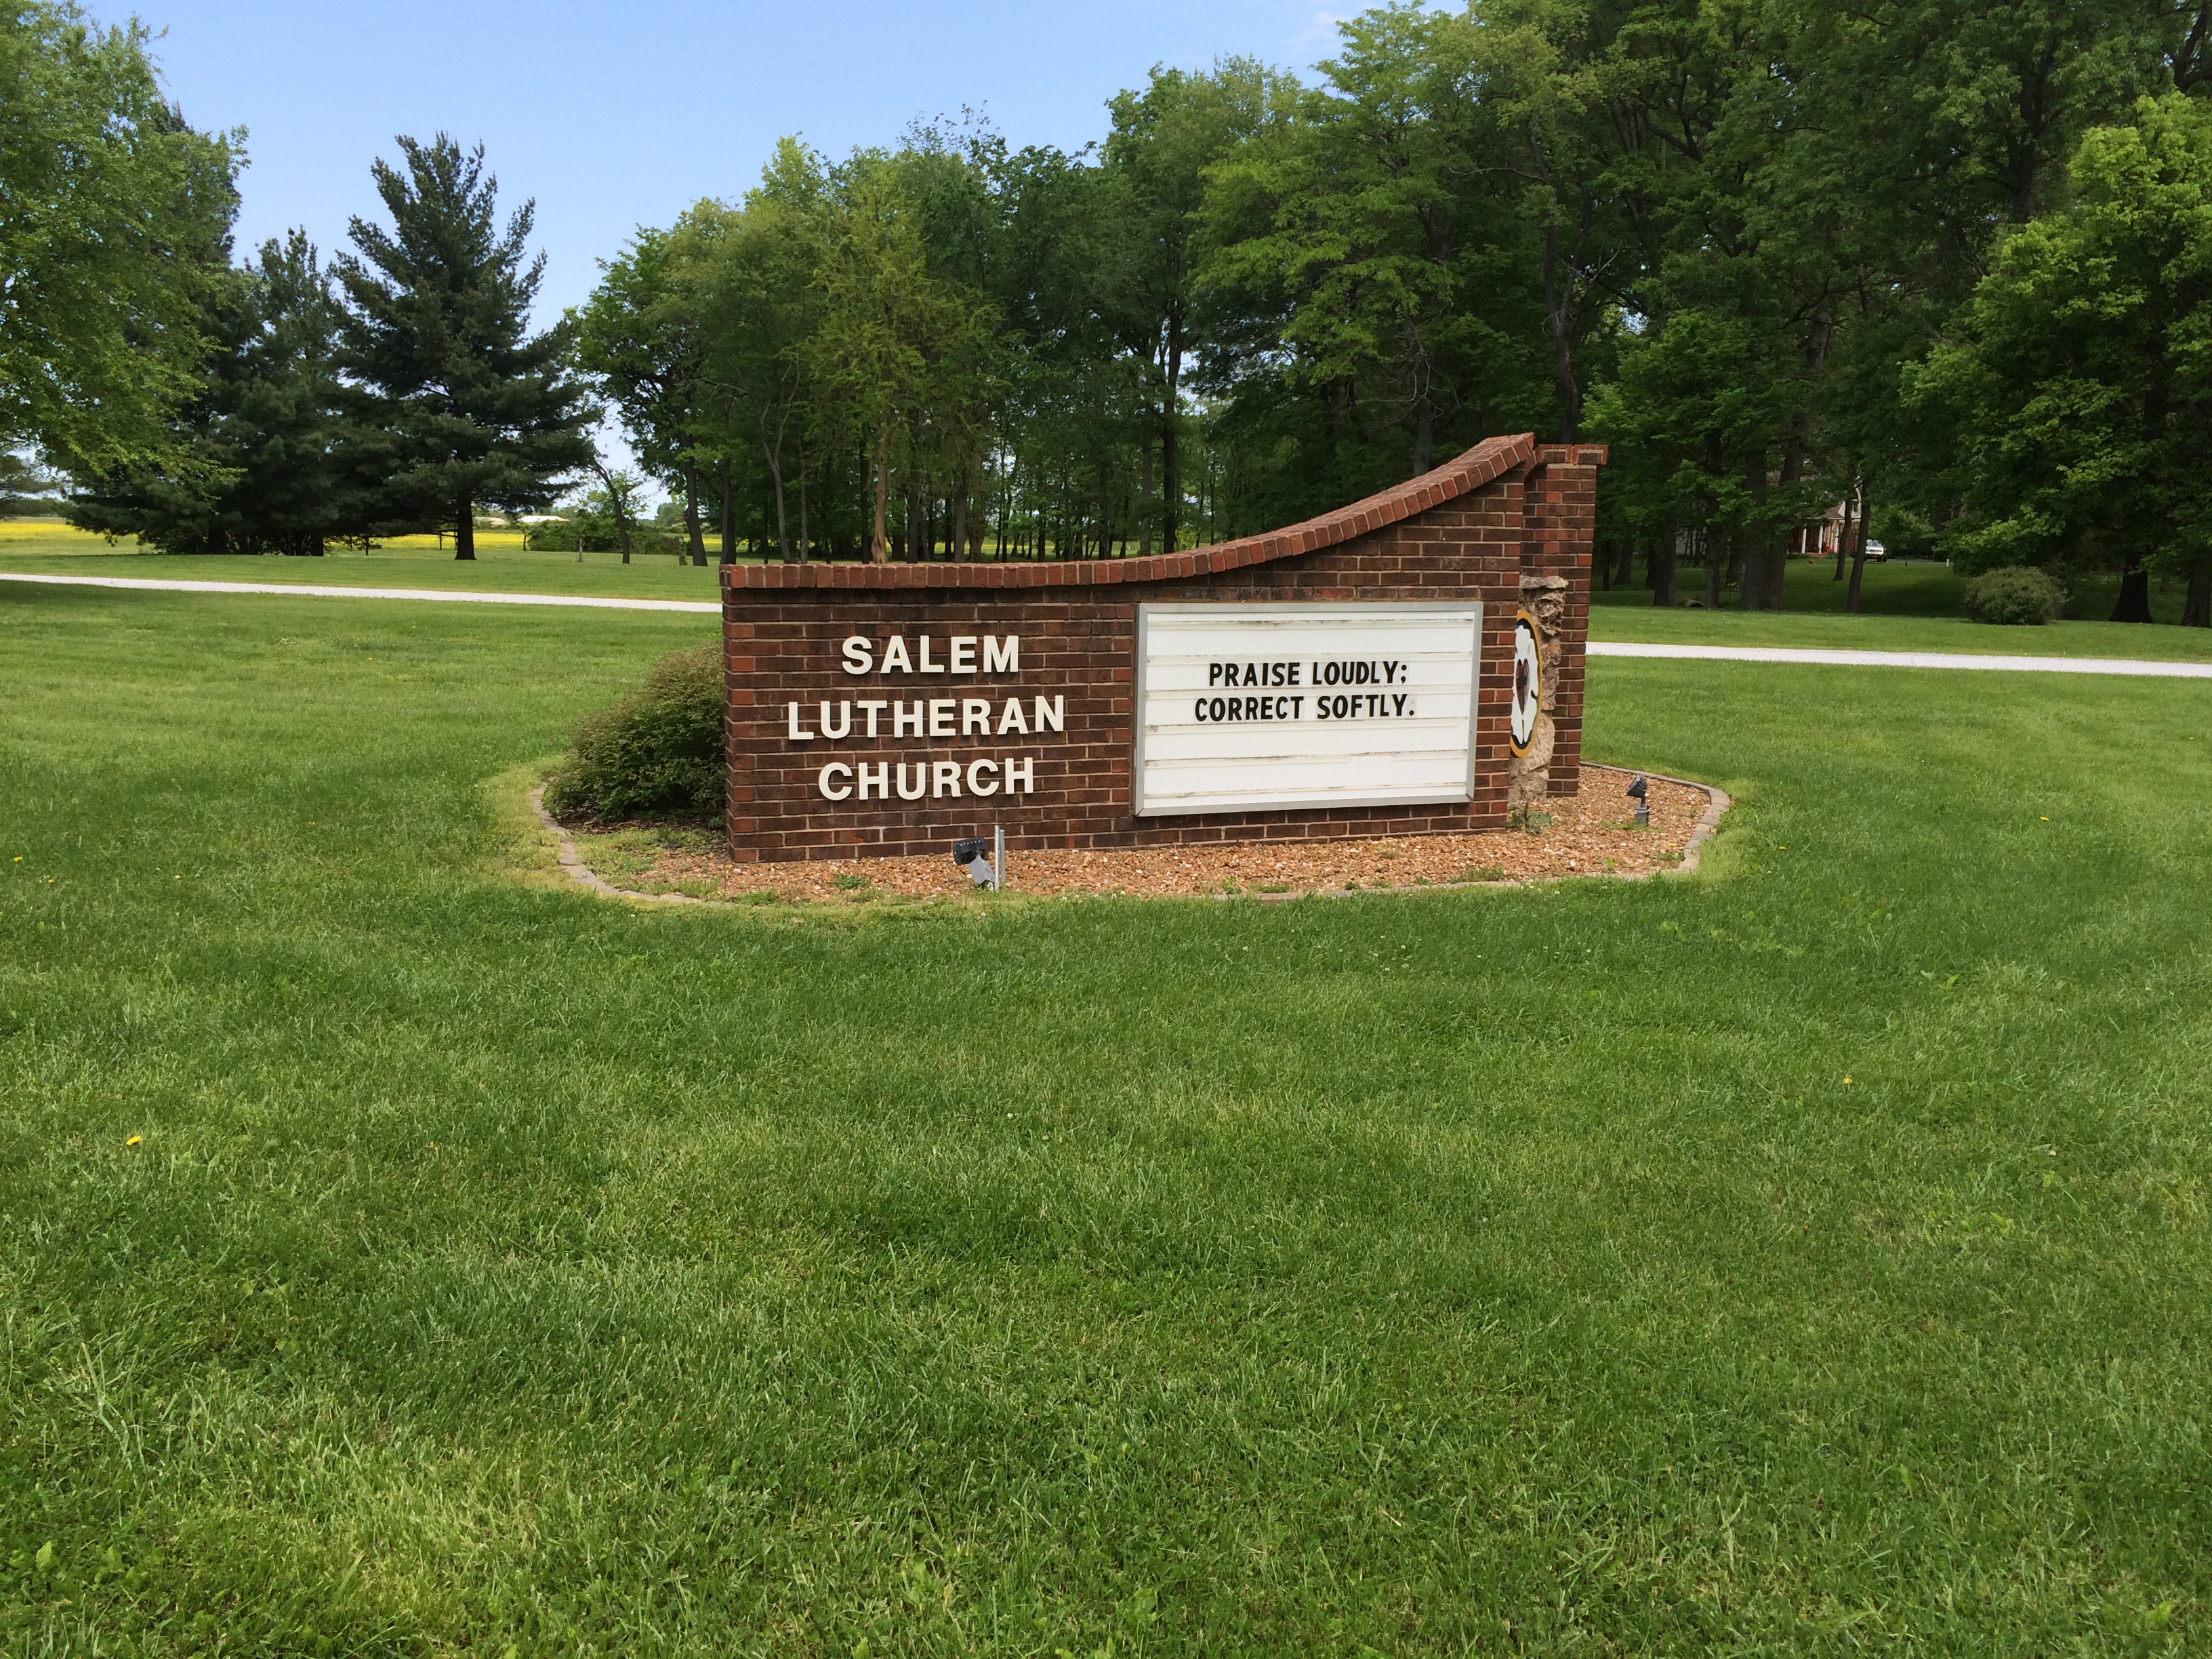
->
xmin=127 ymin=1134 xmax=142 ymax=1146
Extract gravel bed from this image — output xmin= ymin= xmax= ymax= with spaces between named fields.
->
xmin=577 ymin=765 xmax=1713 ymax=904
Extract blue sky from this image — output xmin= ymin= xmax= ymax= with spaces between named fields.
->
xmin=138 ymin=1 xmax=1367 ymax=319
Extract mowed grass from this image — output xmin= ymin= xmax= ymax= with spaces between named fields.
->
xmin=1591 ymin=557 xmax=2212 ymax=662
xmin=5 ymin=581 xmax=2209 ymax=1653
xmin=0 ymin=522 xmax=723 ymax=601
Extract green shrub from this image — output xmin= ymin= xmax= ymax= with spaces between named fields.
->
xmin=524 ymin=513 xmax=687 ymax=556
xmin=1963 ymin=565 xmax=2066 ymax=626
xmin=544 ymin=644 xmax=723 ymax=821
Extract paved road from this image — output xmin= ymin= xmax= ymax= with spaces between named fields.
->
xmin=8 ymin=571 xmax=2212 ymax=678
xmin=1587 ymin=640 xmax=2212 ymax=678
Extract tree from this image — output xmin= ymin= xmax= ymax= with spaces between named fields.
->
xmin=1906 ymin=94 xmax=2212 ymax=624
xmin=334 ymin=134 xmax=592 ymax=558
xmin=1197 ymin=12 xmax=1554 ymax=524
xmin=573 ymin=228 xmax=715 ymax=563
xmin=586 ymin=457 xmax=644 ymax=563
xmin=70 ymin=230 xmax=351 ymax=554
xmin=1102 ymin=62 xmax=1274 ymax=550
xmin=0 ymin=451 xmax=61 ymax=514
xmin=1472 ymin=0 xmax=1644 ymax=444
xmin=807 ymin=155 xmax=997 ymax=561
xmin=674 ymin=145 xmax=827 ymax=562
xmin=1 ymin=3 xmax=237 ymax=479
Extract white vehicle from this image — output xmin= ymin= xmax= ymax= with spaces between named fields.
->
xmin=1862 ymin=539 xmax=1887 ymax=561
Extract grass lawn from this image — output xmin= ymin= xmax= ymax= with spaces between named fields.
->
xmin=0 ymin=521 xmax=726 ymax=602
xmin=1590 ymin=558 xmax=2212 ymax=662
xmin=5 ymin=576 xmax=2208 ymax=1654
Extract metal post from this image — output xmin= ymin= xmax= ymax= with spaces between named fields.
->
xmin=992 ymin=823 xmax=1004 ymax=893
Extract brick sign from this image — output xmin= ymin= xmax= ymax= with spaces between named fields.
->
xmin=722 ymin=433 xmax=1603 ymax=863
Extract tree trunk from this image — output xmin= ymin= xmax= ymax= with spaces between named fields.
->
xmin=680 ymin=462 xmax=706 ymax=565
xmin=762 ymin=435 xmax=789 ymax=561
xmin=720 ymin=457 xmax=737 ymax=565
xmin=1738 ymin=455 xmax=1775 ymax=611
xmin=1845 ymin=486 xmax=1872 ymax=615
xmin=2184 ymin=560 xmax=2209 ymax=628
xmin=1736 ymin=541 xmax=1766 ymax=610
xmin=1162 ymin=314 xmax=1183 ymax=554
xmin=869 ymin=428 xmax=890 ymax=563
xmin=1832 ymin=491 xmax=1853 ymax=581
xmin=1702 ymin=533 xmax=1721 ymax=609
xmin=796 ymin=428 xmax=808 ymax=564
xmin=904 ymin=459 xmax=922 ymax=562
xmin=1652 ymin=539 xmax=1677 ymax=607
xmin=1769 ymin=315 xmax=1828 ymax=606
xmin=1139 ymin=427 xmax=1154 ymax=556
xmin=954 ymin=464 xmax=969 ymax=563
xmin=591 ymin=459 xmax=633 ymax=565
xmin=454 ymin=497 xmax=475 ymax=561
xmin=1615 ymin=541 xmax=1635 ymax=589
xmin=2110 ymin=558 xmax=2154 ymax=623
xmin=1541 ymin=211 xmax=1583 ymax=442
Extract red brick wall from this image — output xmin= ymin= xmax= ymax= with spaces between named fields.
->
xmin=1524 ymin=444 xmax=1606 ymax=796
xmin=722 ymin=434 xmax=1603 ymax=863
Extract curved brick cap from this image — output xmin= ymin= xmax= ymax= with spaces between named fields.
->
xmin=723 ymin=432 xmax=1547 ymax=592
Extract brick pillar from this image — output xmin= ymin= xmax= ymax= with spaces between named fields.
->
xmin=1523 ymin=444 xmax=1605 ymax=794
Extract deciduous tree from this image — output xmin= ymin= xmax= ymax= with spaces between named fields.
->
xmin=1907 ymin=94 xmax=2212 ymax=623
xmin=0 ymin=3 xmax=237 ymax=478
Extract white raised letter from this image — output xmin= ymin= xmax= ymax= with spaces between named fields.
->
xmin=856 ymin=762 xmax=889 ymax=800
xmin=962 ymin=699 xmax=993 ymax=735
xmin=841 ymin=636 xmax=874 ymax=676
xmin=1033 ymin=695 xmax=1065 ymax=734
xmin=998 ymin=697 xmax=1028 ymax=735
xmin=983 ymin=636 xmax=1019 ymax=673
xmin=893 ymin=701 xmax=924 ymax=737
xmin=787 ymin=701 xmax=816 ymax=741
xmin=918 ymin=635 xmax=944 ymax=673
xmin=1003 ymin=755 xmax=1035 ymax=794
xmin=857 ymin=700 xmax=887 ymax=737
xmin=879 ymin=636 xmax=913 ymax=674
xmin=820 ymin=701 xmax=852 ymax=739
xmin=928 ymin=699 xmax=956 ymax=737
xmin=950 ymin=636 xmax=977 ymax=673
xmin=896 ymin=762 xmax=927 ymax=800
xmin=967 ymin=758 xmax=1000 ymax=796
xmin=818 ymin=761 xmax=853 ymax=800
xmin=932 ymin=760 xmax=962 ymax=798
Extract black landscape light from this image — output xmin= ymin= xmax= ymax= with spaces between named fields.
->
xmin=1626 ymin=773 xmax=1650 ymax=827
xmin=951 ymin=829 xmax=1004 ymax=890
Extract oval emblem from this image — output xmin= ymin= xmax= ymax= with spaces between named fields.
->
xmin=1509 ymin=611 xmax=1541 ymax=756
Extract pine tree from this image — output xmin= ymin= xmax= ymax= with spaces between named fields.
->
xmin=0 ymin=452 xmax=62 ymax=515
xmin=69 ymin=231 xmax=351 ymax=554
xmin=334 ymin=135 xmax=592 ymax=558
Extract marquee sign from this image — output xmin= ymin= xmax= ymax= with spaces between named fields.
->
xmin=1132 ymin=602 xmax=1484 ymax=817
